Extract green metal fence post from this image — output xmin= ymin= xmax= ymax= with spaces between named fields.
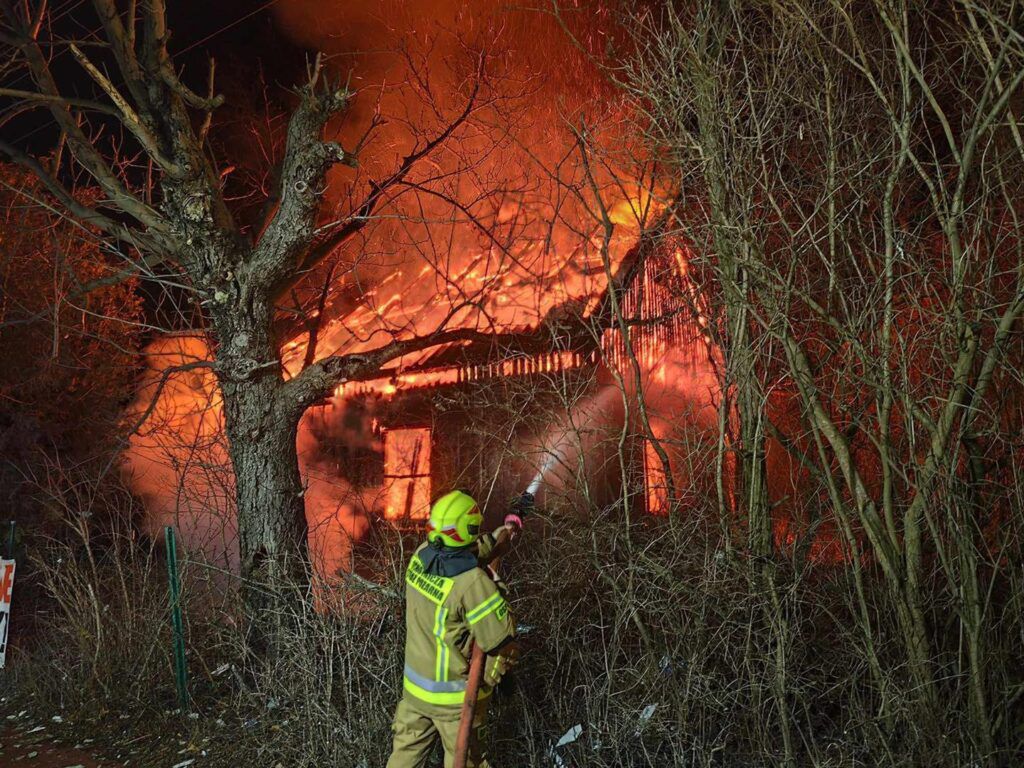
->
xmin=164 ymin=525 xmax=189 ymax=711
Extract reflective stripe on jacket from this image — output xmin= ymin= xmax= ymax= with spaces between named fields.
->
xmin=401 ymin=541 xmax=515 ymax=706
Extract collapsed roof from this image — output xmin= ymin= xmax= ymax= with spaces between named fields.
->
xmin=281 ymin=207 xmax=689 ymax=394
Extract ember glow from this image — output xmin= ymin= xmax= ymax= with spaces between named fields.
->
xmin=643 ymin=439 xmax=670 ymax=516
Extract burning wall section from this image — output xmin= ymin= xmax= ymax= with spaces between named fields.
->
xmin=320 ymin=241 xmax=722 ymax=524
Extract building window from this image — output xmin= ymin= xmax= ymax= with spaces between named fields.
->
xmin=383 ymin=427 xmax=432 ymax=521
xmin=643 ymin=439 xmax=670 ymax=515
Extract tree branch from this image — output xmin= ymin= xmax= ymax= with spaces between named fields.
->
xmin=90 ymin=0 xmax=152 ymax=122
xmin=249 ymin=62 xmax=354 ymax=294
xmin=0 ymin=142 xmax=168 ymax=255
xmin=273 ymin=52 xmax=488 ymax=297
xmin=281 ymin=324 xmax=543 ymax=411
xmin=0 ymin=87 xmax=120 ymax=116
xmin=0 ymin=3 xmax=168 ymax=231
xmin=68 ymin=42 xmax=183 ymax=176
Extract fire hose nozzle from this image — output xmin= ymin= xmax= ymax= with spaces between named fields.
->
xmin=504 ymin=491 xmax=535 ymax=532
xmin=513 ymin=490 xmax=535 ymax=518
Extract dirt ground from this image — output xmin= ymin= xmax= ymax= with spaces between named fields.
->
xmin=0 ymin=718 xmax=112 ymax=767
xmin=1 ymin=693 xmax=229 ymax=768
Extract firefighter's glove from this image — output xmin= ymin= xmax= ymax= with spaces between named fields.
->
xmin=484 ymin=642 xmax=520 ymax=688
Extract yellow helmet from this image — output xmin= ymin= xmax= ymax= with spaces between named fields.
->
xmin=427 ymin=490 xmax=482 ymax=547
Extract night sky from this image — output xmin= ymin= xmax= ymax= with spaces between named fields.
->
xmin=9 ymin=1 xmax=302 ymax=155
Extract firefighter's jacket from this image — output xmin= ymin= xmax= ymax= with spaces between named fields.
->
xmin=401 ymin=537 xmax=516 ymax=707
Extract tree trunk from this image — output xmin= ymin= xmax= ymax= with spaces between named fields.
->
xmin=732 ymin=321 xmax=772 ymax=557
xmin=691 ymin=2 xmax=772 ymax=557
xmin=224 ymin=381 xmax=308 ymax=585
xmin=214 ymin=302 xmax=310 ymax=636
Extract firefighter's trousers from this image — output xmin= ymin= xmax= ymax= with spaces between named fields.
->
xmin=385 ymin=694 xmax=491 ymax=768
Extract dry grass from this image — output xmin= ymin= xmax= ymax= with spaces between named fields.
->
xmin=8 ymin=491 xmax=1022 ymax=767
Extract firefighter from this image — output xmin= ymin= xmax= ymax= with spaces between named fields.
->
xmin=385 ymin=489 xmax=522 ymax=768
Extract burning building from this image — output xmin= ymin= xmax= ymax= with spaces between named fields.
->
xmin=289 ymin=225 xmax=717 ymax=561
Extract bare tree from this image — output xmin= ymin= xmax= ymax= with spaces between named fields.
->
xmin=0 ymin=0 xmax=538 ymax=626
xmin=624 ymin=0 xmax=1024 ymax=757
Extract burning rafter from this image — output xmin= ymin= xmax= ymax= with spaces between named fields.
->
xmin=286 ymin=206 xmax=710 ymax=400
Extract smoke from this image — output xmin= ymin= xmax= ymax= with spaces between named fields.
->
xmin=298 ymin=400 xmax=380 ymax=577
xmin=270 ymin=0 xmax=620 ymax=108
xmin=122 ymin=338 xmax=381 ymax=579
xmin=121 ymin=335 xmax=237 ymax=570
xmin=267 ymin=0 xmax=651 ymax=365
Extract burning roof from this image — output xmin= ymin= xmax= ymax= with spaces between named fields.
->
xmin=281 ymin=199 xmax=660 ymax=395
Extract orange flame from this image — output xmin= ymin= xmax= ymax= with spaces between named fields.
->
xmin=383 ymin=427 xmax=432 ymax=520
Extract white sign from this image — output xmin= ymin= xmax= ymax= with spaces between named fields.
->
xmin=0 ymin=558 xmax=15 ymax=669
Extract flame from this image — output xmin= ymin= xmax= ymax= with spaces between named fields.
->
xmin=383 ymin=427 xmax=432 ymax=520
xmin=643 ymin=439 xmax=670 ymax=516
xmin=284 ymin=220 xmax=644 ymax=383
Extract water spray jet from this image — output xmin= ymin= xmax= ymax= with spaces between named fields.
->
xmin=526 ymin=449 xmax=562 ymax=496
